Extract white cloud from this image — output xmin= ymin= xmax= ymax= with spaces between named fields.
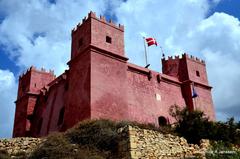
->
xmin=115 ymin=0 xmax=210 ymax=69
xmin=0 ymin=69 xmax=17 ymax=138
xmin=0 ymin=0 xmax=108 ymax=138
xmin=114 ymin=0 xmax=240 ymax=121
xmin=0 ymin=0 xmax=106 ymax=75
xmin=168 ymin=12 xmax=240 ymax=121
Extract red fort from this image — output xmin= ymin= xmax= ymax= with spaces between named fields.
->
xmin=13 ymin=12 xmax=215 ymax=137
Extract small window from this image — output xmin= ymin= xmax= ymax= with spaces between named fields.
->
xmin=34 ymin=83 xmax=37 ymax=87
xmin=196 ymin=71 xmax=200 ymax=77
xmin=106 ymin=36 xmax=112 ymax=43
xmin=158 ymin=116 xmax=167 ymax=126
xmin=37 ymin=118 xmax=43 ymax=134
xmin=57 ymin=107 xmax=65 ymax=126
xmin=78 ymin=38 xmax=83 ymax=48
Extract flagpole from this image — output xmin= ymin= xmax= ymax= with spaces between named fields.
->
xmin=143 ymin=37 xmax=148 ymax=66
xmin=160 ymin=46 xmax=165 ymax=58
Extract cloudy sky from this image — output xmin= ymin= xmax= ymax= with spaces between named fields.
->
xmin=0 ymin=0 xmax=240 ymax=138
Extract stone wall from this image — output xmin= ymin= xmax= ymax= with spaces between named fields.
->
xmin=0 ymin=137 xmax=43 ymax=156
xmin=1 ymin=126 xmax=211 ymax=158
xmin=118 ymin=125 xmax=210 ymax=159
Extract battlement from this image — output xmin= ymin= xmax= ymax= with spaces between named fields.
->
xmin=71 ymin=11 xmax=124 ymax=34
xmin=183 ymin=53 xmax=205 ymax=64
xmin=19 ymin=66 xmax=55 ymax=79
xmin=162 ymin=53 xmax=205 ymax=64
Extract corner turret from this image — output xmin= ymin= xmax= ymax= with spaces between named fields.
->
xmin=13 ymin=66 xmax=55 ymax=137
xmin=162 ymin=53 xmax=208 ymax=85
xmin=162 ymin=53 xmax=215 ymax=120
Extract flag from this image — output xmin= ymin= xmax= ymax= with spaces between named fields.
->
xmin=146 ymin=37 xmax=157 ymax=46
xmin=192 ymin=87 xmax=198 ymax=98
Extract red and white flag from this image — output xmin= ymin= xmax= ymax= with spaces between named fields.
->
xmin=146 ymin=37 xmax=157 ymax=46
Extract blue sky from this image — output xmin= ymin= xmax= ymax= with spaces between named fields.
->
xmin=0 ymin=0 xmax=240 ymax=138
xmin=209 ymin=0 xmax=240 ymax=18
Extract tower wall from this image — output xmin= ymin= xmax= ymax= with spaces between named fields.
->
xmin=71 ymin=12 xmax=124 ymax=59
xmin=126 ymin=64 xmax=186 ymax=125
xmin=64 ymin=52 xmax=91 ymax=130
xmin=29 ymin=73 xmax=67 ymax=137
xmin=162 ymin=54 xmax=215 ymax=120
xmin=13 ymin=67 xmax=55 ymax=137
xmin=192 ymin=83 xmax=215 ymax=120
xmin=88 ymin=13 xmax=128 ymax=121
xmin=39 ymin=80 xmax=66 ymax=136
xmin=28 ymin=93 xmax=46 ymax=137
xmin=71 ymin=16 xmax=91 ymax=59
xmin=184 ymin=54 xmax=208 ymax=85
xmin=90 ymin=50 xmax=129 ymax=120
xmin=64 ymin=12 xmax=127 ymax=129
xmin=90 ymin=14 xmax=124 ymax=56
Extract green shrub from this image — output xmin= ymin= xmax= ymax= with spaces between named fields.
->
xmin=170 ymin=105 xmax=240 ymax=145
xmin=65 ymin=119 xmax=119 ymax=154
xmin=29 ymin=119 xmax=178 ymax=159
xmin=30 ymin=132 xmax=107 ymax=159
xmin=29 ymin=133 xmax=78 ymax=159
xmin=170 ymin=105 xmax=209 ymax=144
xmin=30 ymin=120 xmax=127 ymax=159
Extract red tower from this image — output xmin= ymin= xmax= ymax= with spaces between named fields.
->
xmin=13 ymin=67 xmax=55 ymax=137
xmin=63 ymin=12 xmax=128 ymax=129
xmin=162 ymin=54 xmax=215 ymax=120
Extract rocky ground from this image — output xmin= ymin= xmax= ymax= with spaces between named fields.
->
xmin=0 ymin=137 xmax=43 ymax=158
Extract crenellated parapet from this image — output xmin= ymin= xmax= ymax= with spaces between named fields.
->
xmin=19 ymin=66 xmax=55 ymax=79
xmin=162 ymin=53 xmax=205 ymax=65
xmin=71 ymin=11 xmax=124 ymax=34
xmin=19 ymin=66 xmax=35 ymax=79
xmin=182 ymin=53 xmax=205 ymax=64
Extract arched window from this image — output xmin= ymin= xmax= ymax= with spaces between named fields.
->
xmin=57 ymin=107 xmax=65 ymax=126
xmin=158 ymin=116 xmax=167 ymax=126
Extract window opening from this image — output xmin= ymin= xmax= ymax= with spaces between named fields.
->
xmin=106 ymin=36 xmax=112 ymax=43
xmin=196 ymin=71 xmax=200 ymax=77
xmin=57 ymin=107 xmax=65 ymax=126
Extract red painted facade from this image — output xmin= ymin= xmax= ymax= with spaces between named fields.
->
xmin=13 ymin=12 xmax=215 ymax=137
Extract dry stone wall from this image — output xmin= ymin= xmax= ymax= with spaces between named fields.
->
xmin=0 ymin=126 xmax=211 ymax=159
xmin=118 ymin=125 xmax=210 ymax=159
xmin=0 ymin=137 xmax=43 ymax=156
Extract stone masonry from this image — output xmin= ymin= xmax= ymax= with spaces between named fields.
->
xmin=0 ymin=137 xmax=43 ymax=156
xmin=118 ymin=125 xmax=210 ymax=159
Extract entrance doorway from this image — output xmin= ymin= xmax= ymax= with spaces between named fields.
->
xmin=158 ymin=116 xmax=167 ymax=126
